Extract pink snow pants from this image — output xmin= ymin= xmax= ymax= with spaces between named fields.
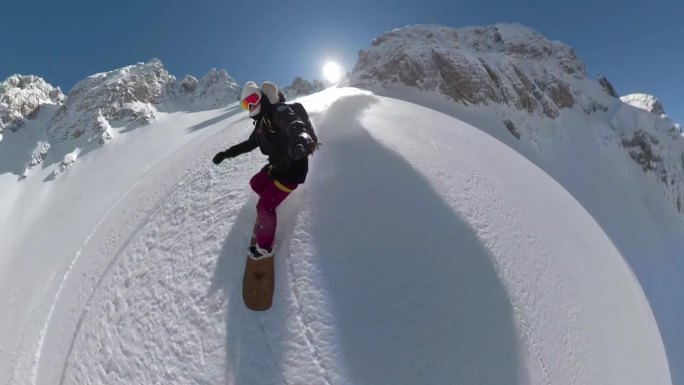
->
xmin=249 ymin=167 xmax=298 ymax=251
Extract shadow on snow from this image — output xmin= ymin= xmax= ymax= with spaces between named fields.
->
xmin=211 ymin=93 xmax=526 ymax=385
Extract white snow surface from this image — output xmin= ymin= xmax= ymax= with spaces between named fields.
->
xmin=350 ymin=25 xmax=684 ymax=382
xmin=0 ymin=87 xmax=671 ymax=384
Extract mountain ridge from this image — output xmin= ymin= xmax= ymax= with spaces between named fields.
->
xmin=349 ymin=22 xmax=684 ymax=217
xmin=0 ymin=59 xmax=323 ymax=177
xmin=1 ymin=24 xmax=681 ymax=217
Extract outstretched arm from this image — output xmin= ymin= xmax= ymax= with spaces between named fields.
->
xmin=212 ymin=131 xmax=258 ymax=164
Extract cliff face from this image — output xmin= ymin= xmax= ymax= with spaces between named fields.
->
xmin=351 ymin=24 xmax=590 ymax=119
xmin=350 ymin=23 xmax=684 ymax=216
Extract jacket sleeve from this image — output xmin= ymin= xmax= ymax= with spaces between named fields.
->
xmin=226 ymin=130 xmax=258 ymax=157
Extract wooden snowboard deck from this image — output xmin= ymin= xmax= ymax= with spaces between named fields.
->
xmin=242 ymin=255 xmax=275 ymax=311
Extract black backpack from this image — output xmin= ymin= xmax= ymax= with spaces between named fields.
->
xmin=289 ymin=102 xmax=320 ymax=155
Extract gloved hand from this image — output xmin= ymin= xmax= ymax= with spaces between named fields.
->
xmin=212 ymin=151 xmax=228 ymax=164
xmin=212 ymin=147 xmax=240 ymax=164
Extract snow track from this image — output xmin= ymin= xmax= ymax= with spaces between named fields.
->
xmin=49 ymin=110 xmax=342 ymax=384
xmin=56 ymin=168 xmax=212 ymax=385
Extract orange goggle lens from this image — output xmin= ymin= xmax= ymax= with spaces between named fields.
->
xmin=240 ymin=92 xmax=261 ymax=110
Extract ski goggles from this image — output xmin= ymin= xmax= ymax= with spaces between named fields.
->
xmin=240 ymin=92 xmax=261 ymax=111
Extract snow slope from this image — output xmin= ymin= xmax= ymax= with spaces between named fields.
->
xmin=349 ymin=24 xmax=684 ymax=382
xmin=1 ymin=87 xmax=670 ymax=384
xmin=349 ymin=23 xmax=684 ymax=218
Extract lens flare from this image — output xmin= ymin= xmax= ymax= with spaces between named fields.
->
xmin=323 ymin=61 xmax=343 ymax=83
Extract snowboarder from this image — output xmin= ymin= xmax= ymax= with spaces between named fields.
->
xmin=212 ymin=81 xmax=315 ymax=259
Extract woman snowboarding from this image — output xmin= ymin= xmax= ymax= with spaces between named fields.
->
xmin=212 ymin=81 xmax=315 ymax=260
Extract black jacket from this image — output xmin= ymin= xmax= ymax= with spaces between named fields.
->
xmin=226 ymin=102 xmax=309 ymax=184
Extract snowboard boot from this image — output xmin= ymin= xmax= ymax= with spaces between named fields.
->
xmin=248 ymin=245 xmax=273 ymax=260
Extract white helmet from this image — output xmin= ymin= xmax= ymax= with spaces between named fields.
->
xmin=240 ymin=81 xmax=262 ymax=117
xmin=261 ymin=81 xmax=280 ymax=104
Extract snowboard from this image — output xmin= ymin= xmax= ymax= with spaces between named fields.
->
xmin=242 ymin=223 xmax=275 ymax=311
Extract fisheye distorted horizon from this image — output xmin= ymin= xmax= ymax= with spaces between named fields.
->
xmin=1 ymin=0 xmax=683 ymax=123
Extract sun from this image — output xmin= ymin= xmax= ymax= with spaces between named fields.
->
xmin=322 ymin=61 xmax=344 ymax=83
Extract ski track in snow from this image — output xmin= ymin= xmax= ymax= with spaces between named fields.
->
xmin=449 ymin=169 xmax=592 ymax=385
xmin=32 ymin=176 xmax=145 ymax=385
xmin=363 ymin=99 xmax=607 ymax=384
xmin=49 ymin=115 xmax=340 ymax=384
xmin=281 ymin=204 xmax=336 ymax=385
xmin=58 ymin=158 xmax=254 ymax=384
xmin=56 ymin=168 xmax=212 ymax=385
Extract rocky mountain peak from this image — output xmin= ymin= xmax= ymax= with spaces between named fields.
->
xmin=351 ymin=23 xmax=592 ymax=119
xmin=350 ymin=23 xmax=684 ymax=217
xmin=281 ymin=77 xmax=325 ymax=99
xmin=597 ymin=75 xmax=618 ymax=98
xmin=187 ymin=68 xmax=241 ymax=108
xmin=0 ymin=75 xmax=64 ymax=134
xmin=621 ymin=93 xmax=666 ymax=116
xmin=48 ymin=58 xmax=176 ymax=142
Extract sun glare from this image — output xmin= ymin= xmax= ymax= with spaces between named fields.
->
xmin=323 ymin=61 xmax=343 ymax=83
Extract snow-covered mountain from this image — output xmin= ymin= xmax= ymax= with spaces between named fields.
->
xmin=0 ymin=59 xmax=243 ymax=178
xmin=350 ymin=23 xmax=684 ymax=384
xmin=350 ymin=23 xmax=684 ymax=217
xmin=0 ymin=75 xmax=64 ymax=136
xmin=281 ymin=76 xmax=326 ymax=99
xmin=175 ymin=68 xmax=241 ymax=108
xmin=47 ymin=59 xmax=242 ymax=144
xmin=352 ymin=23 xmax=586 ymax=119
xmin=621 ymin=93 xmax=667 ymax=116
xmin=48 ymin=58 xmax=176 ymax=143
xmin=0 ymin=62 xmax=327 ymax=181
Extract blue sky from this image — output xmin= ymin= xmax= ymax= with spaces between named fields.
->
xmin=2 ymin=0 xmax=682 ymax=123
